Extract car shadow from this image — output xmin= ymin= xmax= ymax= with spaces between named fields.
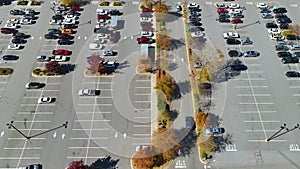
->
xmin=175 ymin=128 xmax=197 ymax=157
xmin=58 ymin=63 xmax=76 ymax=74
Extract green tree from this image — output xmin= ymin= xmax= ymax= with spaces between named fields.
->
xmin=60 ymin=0 xmax=77 ymax=6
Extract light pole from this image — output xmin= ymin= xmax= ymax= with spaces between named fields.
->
xmin=7 ymin=121 xmax=68 ymax=139
xmin=266 ymin=123 xmax=300 ymax=142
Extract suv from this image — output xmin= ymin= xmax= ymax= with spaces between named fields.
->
xmin=10 ymin=9 xmax=25 ymax=15
xmin=282 ymin=57 xmax=299 ymax=64
xmin=185 ymin=116 xmax=195 ymax=129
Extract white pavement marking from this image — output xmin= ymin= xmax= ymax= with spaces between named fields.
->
xmin=237 ymin=94 xmax=271 ymax=96
xmin=53 ymin=132 xmax=57 ymax=138
xmin=72 ymin=128 xmax=109 ymax=131
xmin=85 ymin=36 xmax=87 ymax=40
xmin=233 ymin=78 xmax=266 ymax=81
xmin=290 ymin=144 xmax=300 ymax=151
xmin=78 ymin=36 xmax=80 ymax=39
xmin=75 ymin=120 xmax=110 ymax=122
xmin=136 ymin=79 xmax=151 ymax=82
xmin=20 ymin=104 xmax=56 ymax=106
xmin=132 ymin=133 xmax=151 ymax=136
xmin=31 ymin=36 xmax=34 ymax=39
xmin=235 ymin=86 xmax=269 ymax=88
xmin=67 ymin=156 xmax=105 ymax=159
xmin=39 ymin=36 xmax=41 ymax=39
xmin=0 ymin=157 xmax=40 ymax=159
xmin=292 ymin=94 xmax=300 ymax=96
xmin=290 ymin=4 xmax=298 ymax=7
xmin=68 ymin=146 xmax=107 ymax=149
xmin=241 ymin=71 xmax=264 ymax=73
xmin=134 ymin=100 xmax=150 ymax=103
xmin=83 ymin=81 xmax=113 ymax=84
xmin=0 ymin=131 xmax=4 ymax=137
xmin=135 ymin=86 xmax=151 ymax=88
xmin=123 ymin=133 xmax=127 ymax=138
xmin=76 ymin=111 xmax=111 ymax=114
xmin=14 ymin=120 xmax=51 ymax=123
xmin=7 ymin=137 xmax=46 ymax=140
xmin=225 ymin=144 xmax=237 ymax=151
xmin=17 ymin=112 xmax=53 ymax=115
xmin=246 ymin=2 xmax=253 ymax=5
xmin=62 ymin=133 xmax=65 ymax=139
xmin=4 ymin=147 xmax=43 ymax=150
xmin=243 ymin=120 xmax=280 ymax=123
xmin=78 ymin=103 xmax=112 ymax=106
xmin=134 ymin=116 xmax=151 ymax=119
xmin=245 ymin=129 xmax=277 ymax=132
xmin=241 ymin=110 xmax=276 ymax=113
xmin=205 ymin=2 xmax=213 ymax=5
xmin=135 ymin=93 xmax=151 ymax=96
xmin=248 ymin=140 xmax=286 ymax=142
xmin=175 ymin=159 xmax=187 ymax=168
xmin=239 ymin=102 xmax=274 ymax=105
xmin=290 ymin=86 xmax=300 ymax=88
xmin=133 ymin=124 xmax=151 ymax=127
xmin=70 ymin=137 xmax=108 ymax=140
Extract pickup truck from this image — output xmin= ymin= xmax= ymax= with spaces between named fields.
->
xmin=78 ymin=89 xmax=100 ymax=96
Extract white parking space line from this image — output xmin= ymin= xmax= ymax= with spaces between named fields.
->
xmin=235 ymin=86 xmax=269 ymax=88
xmin=132 ymin=143 xmax=151 ymax=145
xmin=77 ymin=103 xmax=112 ymax=106
xmin=132 ymin=133 xmax=151 ymax=136
xmin=72 ymin=128 xmax=109 ymax=131
xmin=46 ymin=82 xmax=61 ymax=85
xmin=290 ymin=86 xmax=300 ymax=88
xmin=135 ymin=109 xmax=150 ymax=111
xmin=240 ymin=71 xmax=264 ymax=73
xmin=244 ymin=63 xmax=261 ymax=66
xmin=237 ymin=94 xmax=271 ymax=96
xmin=134 ymin=116 xmax=151 ymax=119
xmin=68 ymin=147 xmax=107 ymax=149
xmin=74 ymin=120 xmax=110 ymax=122
xmin=241 ymin=110 xmax=276 ymax=114
xmin=67 ymin=156 xmax=105 ymax=159
xmin=76 ymin=111 xmax=111 ymax=114
xmin=17 ymin=112 xmax=53 ymax=115
xmin=23 ymin=96 xmax=42 ymax=98
xmin=11 ymin=129 xmax=48 ymax=131
xmin=292 ymin=94 xmax=300 ymax=96
xmin=133 ymin=124 xmax=151 ymax=127
xmin=13 ymin=120 xmax=51 ymax=123
xmin=239 ymin=102 xmax=274 ymax=105
xmin=0 ymin=82 xmax=7 ymax=84
xmin=4 ymin=147 xmax=43 ymax=150
xmin=134 ymin=100 xmax=150 ymax=103
xmin=243 ymin=120 xmax=280 ymax=123
xmin=20 ymin=104 xmax=55 ymax=106
xmin=248 ymin=140 xmax=286 ymax=142
xmin=135 ymin=86 xmax=151 ymax=89
xmin=0 ymin=157 xmax=40 ymax=160
xmin=42 ymin=89 xmax=60 ymax=91
xmin=233 ymin=78 xmax=266 ymax=81
xmin=99 ymin=88 xmax=113 ymax=90
xmin=70 ymin=137 xmax=108 ymax=140
xmin=287 ymin=78 xmax=300 ymax=81
xmin=136 ymin=79 xmax=151 ymax=82
xmin=245 ymin=130 xmax=277 ymax=132
xmin=135 ymin=93 xmax=151 ymax=96
xmin=82 ymin=82 xmax=113 ymax=84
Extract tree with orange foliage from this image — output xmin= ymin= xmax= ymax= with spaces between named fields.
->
xmin=132 ymin=146 xmax=157 ymax=169
xmin=155 ymin=69 xmax=176 ymax=103
xmin=156 ymin=32 xmax=170 ymax=51
xmin=195 ymin=111 xmax=209 ymax=131
xmin=289 ymin=24 xmax=300 ymax=36
xmin=154 ymin=1 xmax=168 ymax=21
xmin=87 ymin=53 xmax=102 ymax=74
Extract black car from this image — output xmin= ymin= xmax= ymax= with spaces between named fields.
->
xmin=10 ymin=9 xmax=25 ymax=15
xmin=109 ymin=9 xmax=123 ymax=16
xmin=58 ymin=34 xmax=73 ymax=39
xmin=273 ymin=7 xmax=287 ymax=13
xmin=25 ymin=82 xmax=45 ymax=89
xmin=282 ymin=57 xmax=299 ymax=64
xmin=277 ymin=17 xmax=292 ymax=23
xmin=52 ymin=15 xmax=64 ymax=20
xmin=219 ymin=18 xmax=230 ymax=23
xmin=286 ymin=71 xmax=300 ymax=77
xmin=2 ymin=0 xmax=11 ymax=5
xmin=61 ymin=24 xmax=77 ymax=29
xmin=275 ymin=13 xmax=288 ymax=18
xmin=44 ymin=33 xmax=58 ymax=39
xmin=279 ymin=23 xmax=289 ymax=29
xmin=230 ymin=64 xmax=247 ymax=71
xmin=2 ymin=55 xmax=19 ymax=61
xmin=23 ymin=14 xmax=35 ymax=20
xmin=277 ymin=51 xmax=292 ymax=58
xmin=189 ymin=7 xmax=201 ymax=12
xmin=226 ymin=38 xmax=241 ymax=45
xmin=48 ymin=28 xmax=61 ymax=34
xmin=58 ymin=39 xmax=72 ymax=45
xmin=67 ymin=11 xmax=80 ymax=16
xmin=265 ymin=22 xmax=278 ymax=28
xmin=228 ymin=50 xmax=242 ymax=57
xmin=13 ymin=32 xmax=28 ymax=38
xmin=189 ymin=17 xmax=201 ymax=22
xmin=12 ymin=38 xmax=26 ymax=44
xmin=190 ymin=21 xmax=202 ymax=26
xmin=286 ymin=35 xmax=297 ymax=40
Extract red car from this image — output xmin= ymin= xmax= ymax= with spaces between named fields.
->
xmin=70 ymin=6 xmax=80 ymax=11
xmin=97 ymin=14 xmax=110 ymax=20
xmin=52 ymin=49 xmax=71 ymax=55
xmin=1 ymin=28 xmax=17 ymax=34
xmin=136 ymin=36 xmax=155 ymax=44
xmin=217 ymin=8 xmax=228 ymax=14
xmin=231 ymin=18 xmax=243 ymax=24
xmin=142 ymin=25 xmax=154 ymax=31
xmin=142 ymin=8 xmax=154 ymax=13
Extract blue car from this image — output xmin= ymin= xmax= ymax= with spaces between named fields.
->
xmin=262 ymin=13 xmax=273 ymax=19
xmin=241 ymin=38 xmax=253 ymax=45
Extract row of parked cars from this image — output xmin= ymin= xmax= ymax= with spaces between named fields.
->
xmin=187 ymin=3 xmax=204 ymax=38
xmin=136 ymin=7 xmax=155 ymax=44
xmin=216 ymin=2 xmax=244 ymax=24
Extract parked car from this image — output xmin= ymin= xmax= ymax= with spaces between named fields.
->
xmin=282 ymin=57 xmax=299 ymax=64
xmin=275 ymin=13 xmax=288 ymax=19
xmin=231 ymin=13 xmax=244 ymax=19
xmin=103 ymin=50 xmax=116 ymax=56
xmin=243 ymin=50 xmax=260 ymax=57
xmin=226 ymin=38 xmax=241 ymax=45
xmin=205 ymin=127 xmax=225 ymax=135
xmin=217 ymin=8 xmax=228 ymax=14
xmin=38 ymin=97 xmax=53 ymax=104
xmin=52 ymin=49 xmax=71 ymax=55
xmin=10 ymin=9 xmax=25 ymax=15
xmin=262 ymin=13 xmax=273 ymax=19
xmin=286 ymin=71 xmax=300 ymax=77
xmin=230 ymin=64 xmax=247 ymax=71
xmin=259 ymin=7 xmax=271 ymax=13
xmin=228 ymin=50 xmax=242 ymax=57
xmin=185 ymin=116 xmax=195 ymax=129
xmin=104 ymin=61 xmax=118 ymax=68
xmin=25 ymin=82 xmax=45 ymax=89
xmin=293 ymin=52 xmax=300 ymax=57
xmin=273 ymin=7 xmax=287 ymax=13
xmin=4 ymin=23 xmax=18 ymax=29
xmin=286 ymin=35 xmax=297 ymax=41
xmin=109 ymin=9 xmax=123 ymax=16
xmin=97 ymin=33 xmax=109 ymax=39
xmin=141 ymin=31 xmax=153 ymax=37
xmin=140 ymin=17 xmax=152 ymax=22
xmin=58 ymin=34 xmax=73 ymax=39
xmin=18 ymin=164 xmax=42 ymax=169
xmin=188 ymin=2 xmax=200 ymax=9
xmin=219 ymin=13 xmax=230 ymax=18
xmin=277 ymin=17 xmax=292 ymax=23
xmin=2 ymin=55 xmax=19 ymax=61
xmin=61 ymin=28 xmax=73 ymax=34
xmin=136 ymin=36 xmax=155 ymax=44
xmin=277 ymin=51 xmax=292 ymax=57
xmin=44 ymin=33 xmax=58 ymax=39
xmin=1 ymin=27 xmax=17 ymax=34
xmin=11 ymin=38 xmax=26 ymax=44
xmin=191 ymin=31 xmax=203 ymax=38
xmin=48 ymin=28 xmax=61 ymax=34
xmin=231 ymin=18 xmax=243 ymax=24
xmin=223 ymin=32 xmax=239 ymax=39
xmin=52 ymin=14 xmax=64 ymax=20
xmin=89 ymin=43 xmax=103 ymax=50
xmin=70 ymin=5 xmax=80 ymax=11
xmin=268 ymin=28 xmax=280 ymax=34
xmin=257 ymin=2 xmax=267 ymax=8
xmin=7 ymin=18 xmax=20 ymax=24
xmin=290 ymin=44 xmax=300 ymax=50
xmin=241 ymin=38 xmax=253 ymax=45
xmin=219 ymin=18 xmax=230 ymax=23
xmin=49 ymin=19 xmax=62 ymax=25
xmin=142 ymin=8 xmax=154 ymax=13
xmin=13 ymin=32 xmax=27 ymax=38
xmin=228 ymin=3 xmax=240 ymax=9
xmin=275 ymin=44 xmax=289 ymax=51
xmin=7 ymin=43 xmax=21 ymax=50
xmin=58 ymin=39 xmax=72 ymax=45
xmin=20 ymin=18 xmax=33 ymax=25
xmin=265 ymin=22 xmax=278 ymax=28
xmin=279 ymin=23 xmax=289 ymax=29
xmin=52 ymin=55 xmax=68 ymax=62
xmin=97 ymin=14 xmax=110 ymax=20
xmin=37 ymin=55 xmax=52 ymax=62
xmin=63 ymin=18 xmax=76 ymax=25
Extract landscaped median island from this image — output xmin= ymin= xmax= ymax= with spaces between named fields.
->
xmin=32 ymin=61 xmax=75 ymax=76
xmin=0 ymin=67 xmax=13 ymax=76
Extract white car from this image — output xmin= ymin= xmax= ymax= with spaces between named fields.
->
xmin=49 ymin=19 xmax=62 ymax=25
xmin=7 ymin=18 xmax=20 ymax=24
xmin=89 ymin=43 xmax=103 ymax=50
xmin=140 ymin=17 xmax=152 ymax=22
xmin=55 ymin=10 xmax=66 ymax=15
xmin=268 ymin=28 xmax=280 ymax=34
xmin=52 ymin=55 xmax=68 ymax=62
xmin=256 ymin=2 xmax=267 ymax=8
xmin=4 ymin=23 xmax=18 ymax=29
xmin=228 ymin=8 xmax=242 ymax=14
xmin=223 ymin=32 xmax=239 ymax=39
xmin=96 ymin=8 xmax=108 ymax=15
xmin=36 ymin=55 xmax=53 ymax=62
xmin=191 ymin=31 xmax=203 ymax=37
xmin=96 ymin=19 xmax=110 ymax=25
xmin=64 ymin=14 xmax=77 ymax=20
xmin=141 ymin=31 xmax=153 ymax=37
xmin=215 ymin=3 xmax=227 ymax=8
xmin=269 ymin=33 xmax=284 ymax=40
xmin=63 ymin=18 xmax=76 ymax=25
xmin=20 ymin=18 xmax=33 ymax=25
xmin=38 ymin=97 xmax=52 ymax=104
xmin=228 ymin=3 xmax=240 ymax=9
xmin=290 ymin=44 xmax=300 ymax=50
xmin=7 ymin=43 xmax=21 ymax=50
xmin=96 ymin=33 xmax=109 ymax=39
xmin=94 ymin=38 xmax=106 ymax=43
xmin=188 ymin=2 xmax=199 ymax=9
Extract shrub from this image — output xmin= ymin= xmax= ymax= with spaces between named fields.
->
xmin=99 ymin=1 xmax=109 ymax=6
xmin=0 ymin=67 xmax=13 ymax=76
xmin=157 ymin=94 xmax=166 ymax=112
xmin=281 ymin=30 xmax=295 ymax=36
xmin=30 ymin=1 xmax=41 ymax=5
xmin=113 ymin=1 xmax=122 ymax=6
xmin=17 ymin=0 xmax=28 ymax=5
xmin=140 ymin=5 xmax=145 ymax=9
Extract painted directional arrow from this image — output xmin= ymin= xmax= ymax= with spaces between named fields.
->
xmin=53 ymin=132 xmax=57 ymax=138
xmin=123 ymin=133 xmax=127 ymax=139
xmin=115 ymin=132 xmax=118 ymax=138
xmin=0 ymin=131 xmax=4 ymax=137
xmin=62 ymin=133 xmax=65 ymax=139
